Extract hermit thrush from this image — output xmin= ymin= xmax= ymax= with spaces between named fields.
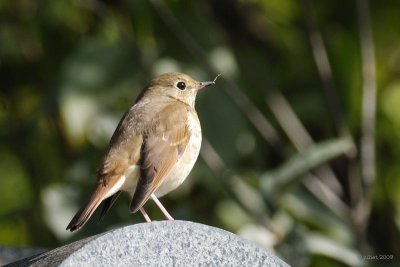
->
xmin=66 ymin=72 xmax=218 ymax=232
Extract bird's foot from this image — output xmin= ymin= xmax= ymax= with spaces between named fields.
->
xmin=140 ymin=207 xmax=152 ymax=222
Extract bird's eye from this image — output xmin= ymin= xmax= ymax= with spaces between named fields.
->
xmin=176 ymin=81 xmax=186 ymax=90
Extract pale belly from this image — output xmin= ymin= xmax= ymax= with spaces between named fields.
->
xmin=114 ymin=112 xmax=202 ymax=199
xmin=154 ymin=125 xmax=201 ymax=197
xmin=154 ymin=112 xmax=202 ymax=197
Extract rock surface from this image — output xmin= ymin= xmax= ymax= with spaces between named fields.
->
xmin=0 ymin=247 xmax=47 ymax=266
xmin=7 ymin=220 xmax=290 ymax=267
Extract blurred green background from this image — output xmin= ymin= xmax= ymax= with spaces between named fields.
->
xmin=1 ymin=0 xmax=400 ymax=266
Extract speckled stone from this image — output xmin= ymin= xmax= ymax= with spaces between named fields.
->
xmin=7 ymin=221 xmax=290 ymax=267
xmin=0 ymin=247 xmax=47 ymax=266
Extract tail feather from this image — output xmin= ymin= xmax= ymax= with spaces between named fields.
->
xmin=99 ymin=191 xmax=122 ymax=221
xmin=66 ymin=187 xmax=106 ymax=232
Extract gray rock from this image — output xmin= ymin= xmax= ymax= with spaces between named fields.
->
xmin=7 ymin=221 xmax=290 ymax=267
xmin=4 ymin=235 xmax=101 ymax=267
xmin=0 ymin=247 xmax=47 ymax=266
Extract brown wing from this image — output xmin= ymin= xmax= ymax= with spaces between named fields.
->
xmin=130 ymin=104 xmax=190 ymax=212
xmin=67 ymin=109 xmax=142 ymax=231
xmin=97 ymin=110 xmax=143 ymax=186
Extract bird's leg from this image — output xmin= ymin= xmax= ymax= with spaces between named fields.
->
xmin=139 ymin=207 xmax=152 ymax=222
xmin=151 ymin=193 xmax=174 ymax=221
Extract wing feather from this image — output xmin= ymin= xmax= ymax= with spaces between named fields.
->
xmin=130 ymin=104 xmax=190 ymax=212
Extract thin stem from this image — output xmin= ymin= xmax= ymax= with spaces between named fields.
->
xmin=200 ymin=139 xmax=280 ymax=235
xmin=300 ymin=0 xmax=356 ymax=153
xmin=358 ymin=0 xmax=377 ymax=188
xmin=266 ymin=90 xmax=344 ymax=196
xmin=354 ymin=0 xmax=376 ymax=252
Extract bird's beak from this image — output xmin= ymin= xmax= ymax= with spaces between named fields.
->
xmin=197 ymin=74 xmax=221 ymax=90
xmin=198 ymin=81 xmax=214 ymax=90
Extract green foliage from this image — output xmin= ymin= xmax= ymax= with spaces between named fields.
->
xmin=261 ymin=138 xmax=353 ymax=199
xmin=1 ymin=0 xmax=400 ymax=266
xmin=0 ymin=152 xmax=32 ymax=215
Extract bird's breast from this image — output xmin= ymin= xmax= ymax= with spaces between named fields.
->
xmin=154 ymin=111 xmax=202 ymax=197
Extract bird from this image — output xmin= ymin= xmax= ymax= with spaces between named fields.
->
xmin=66 ymin=72 xmax=219 ymax=232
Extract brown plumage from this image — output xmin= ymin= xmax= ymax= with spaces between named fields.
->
xmin=66 ymin=72 xmax=216 ymax=232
